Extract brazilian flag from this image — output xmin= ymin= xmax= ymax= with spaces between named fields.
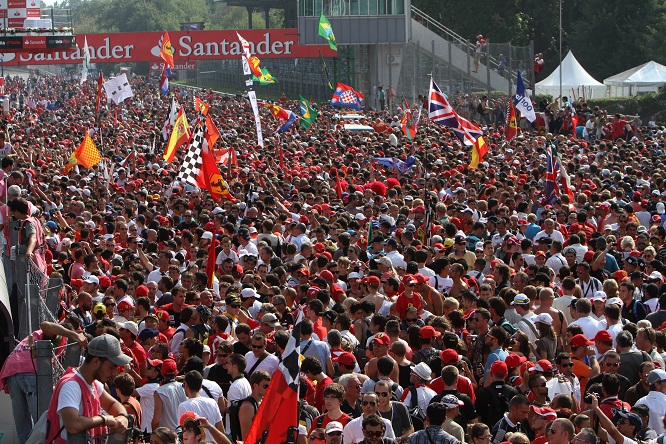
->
xmin=299 ymin=95 xmax=318 ymax=130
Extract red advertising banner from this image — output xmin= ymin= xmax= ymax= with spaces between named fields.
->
xmin=0 ymin=29 xmax=336 ymax=65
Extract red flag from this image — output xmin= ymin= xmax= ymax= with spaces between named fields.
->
xmin=198 ymin=145 xmax=235 ymax=202
xmin=506 ymin=101 xmax=518 ymax=141
xmin=335 ymin=169 xmax=343 ymax=199
xmin=206 ymin=228 xmax=217 ymax=288
xmin=244 ymin=310 xmax=302 ymax=444
xmin=195 ymin=96 xmax=210 ymax=115
xmin=215 ymin=148 xmax=237 ymax=166
xmin=158 ymin=32 xmax=175 ymax=68
xmin=204 ymin=115 xmax=220 ymax=148
xmin=571 ymin=109 xmax=579 ymax=137
xmin=95 ymin=71 xmax=104 ymax=112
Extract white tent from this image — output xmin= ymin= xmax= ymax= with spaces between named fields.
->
xmin=604 ymin=61 xmax=666 ymax=97
xmin=536 ymin=51 xmax=607 ymax=99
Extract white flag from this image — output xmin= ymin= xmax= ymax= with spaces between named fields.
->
xmin=103 ymin=73 xmax=134 ymax=105
xmin=247 ymin=90 xmax=264 ymax=148
xmin=161 ymin=97 xmax=179 ymax=140
xmin=80 ymin=36 xmax=91 ymax=85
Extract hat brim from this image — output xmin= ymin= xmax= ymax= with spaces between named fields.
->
xmin=109 ymin=352 xmax=132 ymax=367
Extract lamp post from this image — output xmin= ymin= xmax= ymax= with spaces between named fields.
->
xmin=559 ymin=0 xmax=562 ymax=100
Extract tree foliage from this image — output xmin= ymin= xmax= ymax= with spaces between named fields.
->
xmin=62 ymin=0 xmax=283 ymax=34
xmin=413 ymin=0 xmax=666 ymax=81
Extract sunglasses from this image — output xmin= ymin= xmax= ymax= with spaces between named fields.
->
xmin=230 ymin=304 xmax=240 ymax=308
xmin=605 ymin=362 xmax=620 ymax=367
xmin=405 ymin=318 xmax=418 ymax=323
xmin=105 ymin=303 xmax=116 ymax=307
xmin=376 ymin=392 xmax=390 ymax=397
xmin=560 ymin=363 xmax=574 ymax=368
xmin=364 ymin=431 xmax=383 ymax=437
xmin=362 ymin=401 xmax=377 ymax=406
xmin=327 ymin=432 xmax=342 ymax=437
xmin=252 ymin=344 xmax=265 ymax=349
xmin=218 ymin=353 xmax=229 ymax=358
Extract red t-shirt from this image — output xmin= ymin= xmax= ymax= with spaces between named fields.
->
xmin=309 ymin=412 xmax=350 ymax=434
xmin=428 ymin=376 xmax=476 ymax=403
xmin=314 ymin=376 xmax=334 ymax=412
xmin=394 ymin=292 xmax=422 ymax=320
xmin=313 ymin=318 xmax=328 ymax=342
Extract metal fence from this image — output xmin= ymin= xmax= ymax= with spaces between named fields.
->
xmin=299 ymin=0 xmax=406 ymax=17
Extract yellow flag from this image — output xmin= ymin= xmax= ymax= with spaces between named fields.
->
xmin=470 ymin=136 xmax=488 ymax=169
xmin=74 ymin=134 xmax=102 ymax=169
xmin=164 ymin=107 xmax=190 ymax=163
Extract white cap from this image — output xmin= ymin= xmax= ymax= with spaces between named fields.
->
xmin=201 ymin=231 xmax=213 ymax=240
xmin=534 ymin=313 xmax=553 ymax=326
xmin=591 ymin=290 xmax=607 ymax=302
xmin=241 ymin=288 xmax=259 ymax=299
xmin=119 ymin=321 xmax=139 ymax=337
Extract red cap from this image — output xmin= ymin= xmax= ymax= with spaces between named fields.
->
xmin=440 ymin=349 xmax=460 ymax=365
xmin=570 ymin=334 xmax=594 ymax=347
xmin=147 ymin=358 xmax=163 ymax=368
xmin=318 ymin=270 xmax=334 ymax=281
xmin=583 ymin=251 xmax=595 ymax=261
xmin=314 ymin=243 xmax=327 ymax=253
xmin=531 ymin=359 xmax=554 ymax=373
xmin=593 ymin=330 xmax=613 ymax=343
xmin=307 ymin=286 xmax=321 ymax=297
xmin=412 ymin=205 xmax=426 ymax=214
xmin=531 ymin=406 xmax=557 ymax=420
xmin=162 ymin=358 xmax=178 ymax=375
xmin=135 ymin=285 xmax=149 ymax=296
xmin=402 ymin=274 xmax=417 ymax=285
xmin=613 ymin=270 xmax=628 ymax=280
xmin=372 ymin=333 xmax=391 ymax=346
xmin=535 ymin=251 xmax=546 ymax=257
xmin=155 ymin=310 xmax=170 ymax=322
xmin=365 ymin=276 xmax=380 ymax=286
xmin=295 ymin=268 xmax=311 ymax=276
xmin=413 ymin=274 xmax=428 ymax=285
xmin=336 ymin=352 xmax=357 ymax=367
xmin=180 ymin=411 xmax=198 ymax=426
xmin=505 ymin=353 xmax=527 ymax=369
xmin=117 ymin=300 xmax=133 ymax=311
xmin=98 ymin=275 xmax=112 ymax=288
xmin=420 ymin=326 xmax=442 ymax=339
xmin=490 ymin=360 xmax=508 ymax=376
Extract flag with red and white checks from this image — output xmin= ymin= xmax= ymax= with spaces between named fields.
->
xmin=330 ymin=82 xmax=364 ymax=111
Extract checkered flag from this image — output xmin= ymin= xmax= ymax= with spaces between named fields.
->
xmin=178 ymin=122 xmax=205 ymax=186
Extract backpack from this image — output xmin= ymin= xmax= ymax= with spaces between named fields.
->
xmin=484 ymin=384 xmax=511 ymax=426
xmin=500 ymin=320 xmax=518 ymax=336
xmin=229 ymin=396 xmax=258 ymax=442
xmin=353 ymin=318 xmax=371 ymax=369
xmin=407 ymin=386 xmax=426 ymax=431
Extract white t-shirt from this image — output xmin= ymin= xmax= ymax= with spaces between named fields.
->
xmin=216 ymin=249 xmax=240 ymax=265
xmin=244 ymin=351 xmax=280 ymax=375
xmin=136 ymin=382 xmax=160 ymax=432
xmin=200 ymin=379 xmax=223 ymax=401
xmin=178 ymin=397 xmax=224 ymax=441
xmin=226 ymin=376 xmax=252 ymax=430
xmin=57 ymin=372 xmax=105 ymax=440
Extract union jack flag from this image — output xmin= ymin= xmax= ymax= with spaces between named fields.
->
xmin=428 ymin=77 xmax=482 ymax=146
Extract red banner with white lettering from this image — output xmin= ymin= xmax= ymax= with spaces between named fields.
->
xmin=0 ymin=29 xmax=336 ymax=65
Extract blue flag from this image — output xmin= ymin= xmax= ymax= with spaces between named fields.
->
xmin=276 ymin=110 xmax=297 ymax=134
xmin=514 ymin=72 xmax=536 ymax=122
xmin=372 ymin=156 xmax=416 ymax=175
xmin=159 ymin=66 xmax=171 ymax=95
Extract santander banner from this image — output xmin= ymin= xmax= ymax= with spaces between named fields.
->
xmin=0 ymin=29 xmax=336 ymax=65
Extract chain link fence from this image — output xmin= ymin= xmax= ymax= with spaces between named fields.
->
xmin=27 ymin=258 xmax=67 ymax=381
xmin=188 ymin=41 xmax=530 ymax=108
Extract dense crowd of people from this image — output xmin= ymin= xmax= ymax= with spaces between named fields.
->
xmin=0 ymin=71 xmax=665 ymax=444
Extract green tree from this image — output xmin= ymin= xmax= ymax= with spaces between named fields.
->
xmin=568 ymin=0 xmax=666 ymax=80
